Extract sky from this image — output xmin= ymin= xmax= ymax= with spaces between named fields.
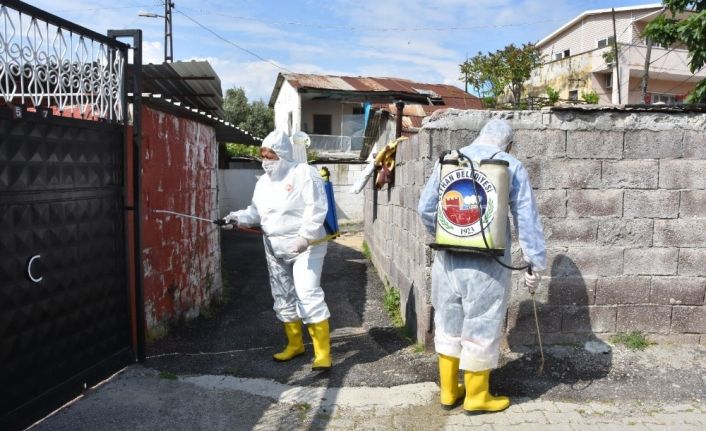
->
xmin=26 ymin=0 xmax=660 ymax=103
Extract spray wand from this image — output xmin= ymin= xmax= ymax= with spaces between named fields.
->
xmin=527 ymin=265 xmax=545 ymax=376
xmin=152 ymin=209 xmax=339 ymax=243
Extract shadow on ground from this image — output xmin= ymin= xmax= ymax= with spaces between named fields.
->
xmin=495 ymin=253 xmax=612 ymax=402
xmin=145 ymin=229 xmax=435 ymax=430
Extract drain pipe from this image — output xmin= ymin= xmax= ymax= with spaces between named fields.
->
xmin=395 ymin=100 xmax=405 ymax=138
xmin=109 ymin=29 xmax=146 ymax=363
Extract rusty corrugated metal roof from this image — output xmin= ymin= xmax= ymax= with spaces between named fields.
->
xmin=270 ymin=73 xmax=482 ymax=110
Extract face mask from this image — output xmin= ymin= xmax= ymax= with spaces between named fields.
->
xmin=262 ymin=159 xmax=279 ymax=175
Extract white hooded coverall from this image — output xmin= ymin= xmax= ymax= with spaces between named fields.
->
xmin=417 ymin=119 xmax=547 ymax=372
xmin=230 ymin=131 xmax=331 ymax=324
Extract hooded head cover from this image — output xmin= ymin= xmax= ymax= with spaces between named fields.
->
xmin=261 ymin=130 xmax=294 ymax=162
xmin=473 ymin=119 xmax=513 ymax=151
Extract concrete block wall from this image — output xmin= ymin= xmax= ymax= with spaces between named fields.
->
xmin=364 ymin=108 xmax=706 ymax=346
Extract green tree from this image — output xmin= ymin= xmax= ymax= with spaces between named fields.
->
xmin=501 ymin=43 xmax=543 ymax=107
xmin=222 ymin=86 xmax=274 ymax=140
xmin=241 ymin=100 xmax=274 ymax=139
xmin=223 ymin=87 xmax=250 ymax=126
xmin=643 ymin=1 xmax=706 ymax=102
xmin=459 ymin=43 xmax=543 ymax=108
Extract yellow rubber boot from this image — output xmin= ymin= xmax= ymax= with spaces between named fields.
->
xmin=307 ymin=319 xmax=332 ymax=370
xmin=438 ymin=354 xmax=465 ymax=409
xmin=273 ymin=321 xmax=305 ymax=362
xmin=463 ymin=370 xmax=510 ymax=414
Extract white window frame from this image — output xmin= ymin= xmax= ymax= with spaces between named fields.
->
xmin=597 ymin=36 xmax=615 ymax=49
xmin=650 ymin=93 xmax=679 ymax=105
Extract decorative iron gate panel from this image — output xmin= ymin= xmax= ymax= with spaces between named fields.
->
xmin=0 ymin=109 xmax=131 ymax=430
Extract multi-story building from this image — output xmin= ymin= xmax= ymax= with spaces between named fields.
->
xmin=526 ymin=4 xmax=705 ymax=105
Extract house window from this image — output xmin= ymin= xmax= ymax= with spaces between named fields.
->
xmin=597 ymin=36 xmax=615 ymax=49
xmin=650 ymin=93 xmax=679 ymax=105
xmin=287 ymin=111 xmax=293 ymax=135
xmin=352 ymin=107 xmax=365 ymax=115
xmin=568 ymin=90 xmax=578 ymax=101
xmin=605 ymin=74 xmax=613 ymax=89
xmin=313 ymin=114 xmax=332 ymax=135
xmin=554 ymin=49 xmax=571 ymax=60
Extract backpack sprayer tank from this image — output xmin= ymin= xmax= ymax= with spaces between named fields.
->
xmin=430 ymin=150 xmax=510 ymax=256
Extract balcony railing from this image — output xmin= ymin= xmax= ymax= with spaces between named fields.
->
xmin=308 ymin=134 xmax=364 ymax=157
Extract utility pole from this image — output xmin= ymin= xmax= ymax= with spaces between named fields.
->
xmin=611 ymin=8 xmax=622 ymax=104
xmin=139 ymin=1 xmax=175 ymax=63
xmin=464 ymin=53 xmax=469 ymax=93
xmin=164 ymin=1 xmax=174 ymax=62
xmin=641 ymin=39 xmax=653 ymax=104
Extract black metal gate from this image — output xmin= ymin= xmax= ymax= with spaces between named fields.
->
xmin=0 ymin=2 xmax=133 ymax=429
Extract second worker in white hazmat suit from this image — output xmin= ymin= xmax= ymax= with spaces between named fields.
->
xmin=223 ymin=130 xmax=332 ymax=370
xmin=417 ymin=119 xmax=546 ymax=413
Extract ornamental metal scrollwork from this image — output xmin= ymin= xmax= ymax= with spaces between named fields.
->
xmin=0 ymin=5 xmax=125 ymax=122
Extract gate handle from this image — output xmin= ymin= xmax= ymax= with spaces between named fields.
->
xmin=27 ymin=255 xmax=43 ymax=283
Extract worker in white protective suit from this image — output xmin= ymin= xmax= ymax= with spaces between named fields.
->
xmin=222 ymin=130 xmax=332 ymax=370
xmin=417 ymin=119 xmax=546 ymax=413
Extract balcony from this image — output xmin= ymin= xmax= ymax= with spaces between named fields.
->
xmin=309 ymin=134 xmax=364 ymax=155
xmin=306 ymin=113 xmax=366 ymax=159
xmin=624 ymin=45 xmax=704 ymax=80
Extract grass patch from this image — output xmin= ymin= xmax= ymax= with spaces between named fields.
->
xmin=158 ymin=371 xmax=178 ymax=380
xmin=382 ymin=280 xmax=418 ymax=343
xmin=383 ymin=284 xmax=403 ymax=328
xmin=146 ymin=325 xmax=169 ymax=344
xmin=610 ymin=331 xmax=653 ymax=350
xmin=412 ymin=343 xmax=426 ymax=353
xmin=361 ymin=240 xmax=371 ymax=260
xmin=292 ymin=402 xmax=311 ymax=421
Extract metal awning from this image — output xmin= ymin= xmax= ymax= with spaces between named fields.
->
xmin=142 ymin=61 xmax=225 ymax=119
xmin=137 ymin=61 xmax=262 ymax=144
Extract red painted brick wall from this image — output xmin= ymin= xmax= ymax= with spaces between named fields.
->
xmin=139 ymin=106 xmax=222 ymax=330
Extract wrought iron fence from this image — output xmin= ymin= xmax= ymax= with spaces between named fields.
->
xmin=0 ymin=0 xmax=126 ymax=122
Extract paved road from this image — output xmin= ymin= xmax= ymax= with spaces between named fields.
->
xmin=32 ymin=229 xmax=706 ymax=430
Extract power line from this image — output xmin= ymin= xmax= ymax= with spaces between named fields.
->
xmin=177 ymin=7 xmax=566 ymax=32
xmin=53 ymin=3 xmax=162 ymax=13
xmin=175 ymin=9 xmax=292 ymax=73
xmin=661 ymin=67 xmax=705 ymax=95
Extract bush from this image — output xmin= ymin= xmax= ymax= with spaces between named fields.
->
xmin=546 ymin=86 xmax=560 ymax=104
xmin=225 ymin=142 xmax=260 ymax=159
xmin=581 ymin=90 xmax=599 ymax=104
xmin=481 ymin=96 xmax=497 ymax=108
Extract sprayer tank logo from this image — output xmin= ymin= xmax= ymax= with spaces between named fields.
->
xmin=438 ymin=167 xmax=497 ymax=237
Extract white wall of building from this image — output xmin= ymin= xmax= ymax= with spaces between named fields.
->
xmin=218 ymin=163 xmax=262 ymax=217
xmin=218 ymin=162 xmax=366 ymax=224
xmin=539 ymin=9 xmax=660 ymax=60
xmin=273 ymin=81 xmax=301 ymax=135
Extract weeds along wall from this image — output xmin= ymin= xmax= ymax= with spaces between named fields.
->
xmin=364 ymin=108 xmax=706 ymax=347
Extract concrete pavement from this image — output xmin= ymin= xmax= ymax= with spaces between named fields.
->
xmin=31 ymin=229 xmax=706 ymax=430
xmin=32 ymin=365 xmax=706 ymax=430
